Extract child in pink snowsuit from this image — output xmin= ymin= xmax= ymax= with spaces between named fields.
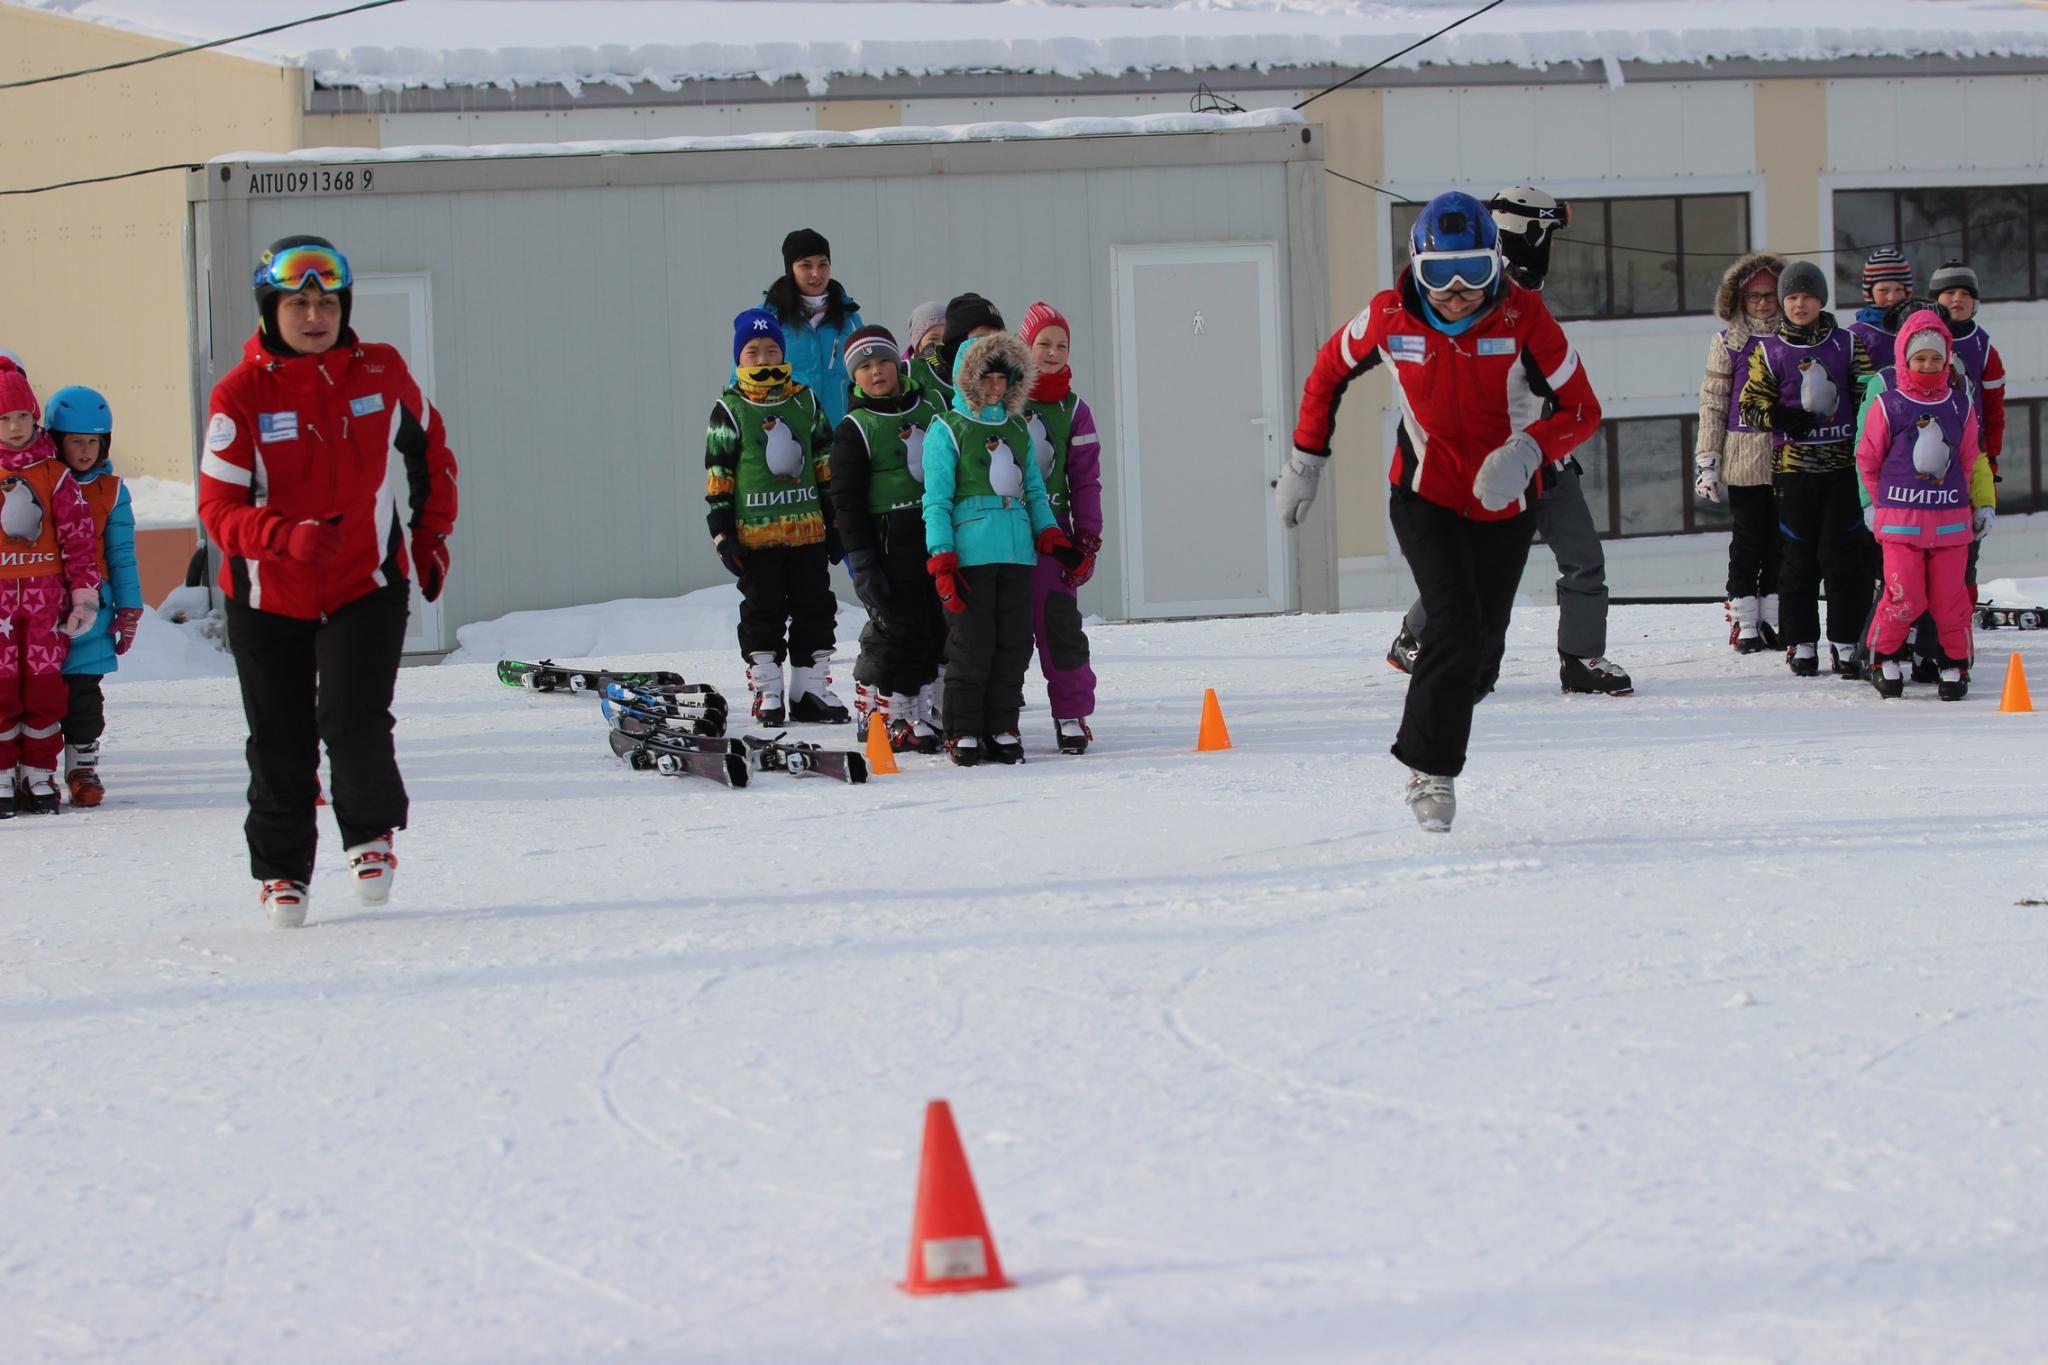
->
xmin=0 ymin=358 xmax=102 ymax=813
xmin=1855 ymin=310 xmax=1994 ymax=700
xmin=1019 ymin=302 xmax=1104 ymax=754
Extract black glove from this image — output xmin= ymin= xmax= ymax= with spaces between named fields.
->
xmin=824 ymin=524 xmax=846 ymax=566
xmin=715 ymin=536 xmax=746 ymax=578
xmin=1771 ymin=404 xmax=1816 ymax=439
xmin=845 ymin=548 xmax=891 ymax=615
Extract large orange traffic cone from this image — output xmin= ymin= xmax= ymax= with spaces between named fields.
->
xmin=2000 ymin=652 xmax=2034 ymax=713
xmin=1196 ymin=688 xmax=1232 ymax=752
xmin=900 ymin=1100 xmax=1011 ymax=1296
xmin=865 ymin=708 xmax=900 ymax=775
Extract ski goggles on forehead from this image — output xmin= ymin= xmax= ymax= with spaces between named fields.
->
xmin=253 ymin=243 xmax=352 ymax=293
xmin=1413 ymin=248 xmax=1500 ymax=294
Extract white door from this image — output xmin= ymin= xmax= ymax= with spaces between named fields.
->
xmin=349 ymin=274 xmax=445 ymax=654
xmin=1111 ymin=243 xmax=1289 ymax=618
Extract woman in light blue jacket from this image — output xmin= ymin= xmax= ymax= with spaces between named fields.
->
xmin=920 ymin=332 xmax=1082 ymax=765
xmin=764 ymin=227 xmax=864 ymax=427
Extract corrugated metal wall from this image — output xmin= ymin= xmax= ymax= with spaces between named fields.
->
xmin=228 ymin=152 xmax=1300 ymax=639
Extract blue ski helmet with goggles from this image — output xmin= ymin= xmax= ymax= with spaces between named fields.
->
xmin=1408 ymin=192 xmax=1503 ymax=297
xmin=252 ymin=234 xmax=354 ymax=352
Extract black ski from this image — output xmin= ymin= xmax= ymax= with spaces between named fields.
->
xmin=605 ymin=710 xmax=745 ymax=755
xmin=499 ymin=658 xmax=711 ymax=696
xmin=1977 ymin=603 xmax=2045 ymax=631
xmin=600 ymin=691 xmax=727 ymax=738
xmin=741 ymin=732 xmax=869 ymax=784
xmin=609 ymin=728 xmax=749 ymax=787
xmin=603 ymin=679 xmax=729 ymax=723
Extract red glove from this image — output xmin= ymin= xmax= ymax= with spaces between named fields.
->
xmin=927 ymin=551 xmax=970 ymax=614
xmin=112 ymin=607 xmax=143 ymax=656
xmin=1034 ymin=525 xmax=1085 ymax=572
xmin=262 ymin=517 xmax=344 ymax=566
xmin=1062 ymin=531 xmax=1101 ymax=589
xmin=411 ymin=528 xmax=450 ymax=602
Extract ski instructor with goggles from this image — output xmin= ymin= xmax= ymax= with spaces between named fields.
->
xmin=198 ymin=236 xmax=460 ymax=927
xmin=1277 ymin=191 xmax=1602 ymax=832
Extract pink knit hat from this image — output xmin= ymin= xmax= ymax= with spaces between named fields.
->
xmin=0 ymin=358 xmax=37 ymax=420
xmin=1019 ymin=301 xmax=1070 ymax=346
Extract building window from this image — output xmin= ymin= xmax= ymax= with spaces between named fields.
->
xmin=1569 ymin=415 xmax=1728 ymax=539
xmin=1997 ymin=398 xmax=2044 ymax=515
xmin=1831 ymin=184 xmax=2048 ymax=305
xmin=1392 ymin=193 xmax=1751 ymax=322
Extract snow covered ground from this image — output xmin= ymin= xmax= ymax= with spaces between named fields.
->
xmin=6 ymin=597 xmax=2048 ymax=1363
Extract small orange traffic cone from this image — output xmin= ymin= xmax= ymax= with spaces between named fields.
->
xmin=865 ymin=709 xmax=900 ymax=775
xmin=900 ymin=1100 xmax=1010 ymax=1296
xmin=1999 ymin=652 xmax=2033 ymax=713
xmin=1196 ymin=688 xmax=1232 ymax=752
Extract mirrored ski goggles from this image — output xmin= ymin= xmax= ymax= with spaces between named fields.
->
xmin=253 ymin=244 xmax=353 ymax=294
xmin=1413 ymin=248 xmax=1500 ymax=294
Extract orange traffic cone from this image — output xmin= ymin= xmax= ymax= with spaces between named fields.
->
xmin=865 ymin=708 xmax=900 ymax=775
xmin=2000 ymin=652 xmax=2033 ymax=713
xmin=900 ymin=1100 xmax=1011 ymax=1296
xmin=1196 ymin=688 xmax=1232 ymax=752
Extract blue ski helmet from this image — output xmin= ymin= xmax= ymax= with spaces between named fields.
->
xmin=45 ymin=385 xmax=112 ymax=436
xmin=1409 ymin=191 xmax=1498 ymax=256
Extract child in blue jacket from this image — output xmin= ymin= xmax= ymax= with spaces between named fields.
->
xmin=48 ymin=386 xmax=142 ymax=806
xmin=920 ymin=332 xmax=1082 ymax=765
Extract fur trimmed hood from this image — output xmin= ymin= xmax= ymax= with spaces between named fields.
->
xmin=949 ymin=332 xmax=1036 ymax=420
xmin=1714 ymin=251 xmax=1789 ymax=323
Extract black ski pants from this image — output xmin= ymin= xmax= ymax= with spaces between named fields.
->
xmin=941 ymin=562 xmax=1034 ymax=738
xmin=1389 ymin=487 xmax=1538 ymax=779
xmin=226 ymin=580 xmax=410 ymax=884
xmin=852 ymin=512 xmax=946 ymax=699
xmin=736 ymin=542 xmax=836 ymax=665
xmin=1775 ymin=468 xmax=1873 ymax=647
xmin=62 ymin=673 xmax=106 ymax=748
xmin=1725 ymin=482 xmax=1780 ymax=599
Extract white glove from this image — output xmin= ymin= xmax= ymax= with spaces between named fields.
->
xmin=1274 ymin=447 xmax=1329 ymax=530
xmin=1692 ymin=453 xmax=1722 ymax=504
xmin=60 ymin=587 xmax=98 ymax=638
xmin=1472 ymin=432 xmax=1545 ymax=512
xmin=1975 ymin=505 xmax=1996 ymax=540
xmin=1862 ymin=505 xmax=1876 ymax=533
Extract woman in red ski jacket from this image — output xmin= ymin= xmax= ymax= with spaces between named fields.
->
xmin=198 ymin=235 xmax=458 ymax=926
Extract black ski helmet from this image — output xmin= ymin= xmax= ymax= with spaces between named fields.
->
xmin=253 ymin=234 xmax=353 ymax=351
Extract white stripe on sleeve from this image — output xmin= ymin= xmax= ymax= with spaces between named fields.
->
xmin=1545 ymin=346 xmax=1581 ymax=392
xmin=201 ymin=452 xmax=252 ymax=487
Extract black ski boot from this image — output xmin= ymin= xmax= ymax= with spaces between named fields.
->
xmin=1559 ymin=652 xmax=1633 ymax=696
xmin=17 ymin=769 xmax=61 ymax=814
xmin=1830 ymin=643 xmax=1864 ymax=678
xmin=1870 ymin=655 xmax=1905 ymax=699
xmin=0 ymin=783 xmax=14 ymax=819
xmin=1386 ymin=624 xmax=1419 ymax=675
xmin=1055 ymin=718 xmax=1091 ymax=755
xmin=1937 ymin=665 xmax=1970 ymax=701
xmin=1787 ymin=645 xmax=1821 ymax=677
xmin=1911 ymin=654 xmax=1941 ymax=684
xmin=983 ymin=732 xmax=1026 ymax=765
xmin=946 ymin=735 xmax=982 ymax=767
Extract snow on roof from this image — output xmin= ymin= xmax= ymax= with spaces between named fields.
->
xmin=15 ymin=0 xmax=2048 ymax=98
xmin=212 ymin=106 xmax=1306 ymax=165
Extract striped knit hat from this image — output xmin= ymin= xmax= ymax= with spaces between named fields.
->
xmin=1928 ymin=258 xmax=1979 ymax=300
xmin=1861 ymin=246 xmax=1914 ymax=302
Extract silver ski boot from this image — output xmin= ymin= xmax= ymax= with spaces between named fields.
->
xmin=1404 ymin=768 xmax=1456 ymax=833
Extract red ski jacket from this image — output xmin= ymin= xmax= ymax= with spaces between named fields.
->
xmin=1292 ymin=273 xmax=1601 ymax=521
xmin=200 ymin=331 xmax=458 ymax=619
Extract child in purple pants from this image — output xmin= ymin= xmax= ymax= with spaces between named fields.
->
xmin=1019 ymin=302 xmax=1105 ymax=754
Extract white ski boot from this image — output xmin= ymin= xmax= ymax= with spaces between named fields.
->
xmin=1404 ymin=768 xmax=1456 ymax=833
xmin=261 ymin=879 xmax=309 ymax=929
xmin=788 ymin=651 xmax=850 ymax=724
xmin=852 ymin=681 xmax=878 ymax=738
xmin=1728 ymin=595 xmax=1766 ymax=654
xmin=345 ymin=831 xmax=397 ymax=906
xmin=1759 ymin=593 xmax=1782 ymax=649
xmin=909 ymin=681 xmax=943 ymax=752
xmin=747 ymin=651 xmax=786 ymax=727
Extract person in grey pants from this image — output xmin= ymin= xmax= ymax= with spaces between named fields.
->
xmin=1387 ymin=186 xmax=1633 ymax=697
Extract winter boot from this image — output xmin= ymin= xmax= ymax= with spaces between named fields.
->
xmin=65 ymin=742 xmax=104 ymax=807
xmin=1938 ymin=665 xmax=1970 ymax=702
xmin=787 ymin=652 xmax=850 ymax=724
xmin=1055 ymin=718 xmax=1092 ymax=755
xmin=1830 ymin=643 xmax=1863 ymax=678
xmin=1758 ymin=594 xmax=1782 ymax=650
xmin=1560 ymin=653 xmax=1633 ymax=696
xmin=1871 ymin=656 xmax=1905 ymax=699
xmin=261 ymin=879 xmax=309 ymax=929
xmin=345 ymin=831 xmax=397 ymax=906
xmin=946 ymin=735 xmax=982 ymax=767
xmin=984 ymin=731 xmax=1026 ymax=765
xmin=1911 ymin=653 xmax=1941 ymax=684
xmin=1728 ymin=596 xmax=1766 ymax=653
xmin=746 ymin=651 xmax=786 ymax=727
xmin=1387 ymin=624 xmax=1420 ymax=674
xmin=1787 ymin=643 xmax=1820 ymax=677
xmin=18 ymin=767 xmax=60 ymax=814
xmin=1404 ymin=768 xmax=1456 ymax=833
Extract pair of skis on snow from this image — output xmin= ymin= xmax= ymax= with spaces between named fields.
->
xmin=1976 ymin=602 xmax=2046 ymax=631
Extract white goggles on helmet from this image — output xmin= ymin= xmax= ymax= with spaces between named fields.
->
xmin=1413 ymin=247 xmax=1501 ymax=294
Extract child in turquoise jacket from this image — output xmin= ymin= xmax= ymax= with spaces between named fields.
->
xmin=920 ymin=332 xmax=1082 ymax=765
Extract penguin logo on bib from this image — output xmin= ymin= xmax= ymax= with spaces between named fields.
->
xmin=0 ymin=476 xmax=43 ymax=545
xmin=1028 ymin=411 xmax=1056 ymax=481
xmin=1911 ymin=413 xmax=1952 ymax=480
xmin=986 ymin=435 xmax=1025 ymax=499
xmin=902 ymin=422 xmax=927 ymax=485
xmin=1797 ymin=357 xmax=1838 ymax=416
xmin=762 ymin=416 xmax=805 ymax=483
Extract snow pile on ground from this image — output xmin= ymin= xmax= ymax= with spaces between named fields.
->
xmin=123 ymin=475 xmax=196 ymax=530
xmin=444 ymin=583 xmax=865 ymax=665
xmin=18 ymin=0 xmax=2048 ymax=96
xmin=105 ymin=585 xmax=236 ymax=684
xmin=1977 ymin=575 xmax=2048 ymax=609
xmin=6 ymin=601 xmax=2047 ymax=1362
